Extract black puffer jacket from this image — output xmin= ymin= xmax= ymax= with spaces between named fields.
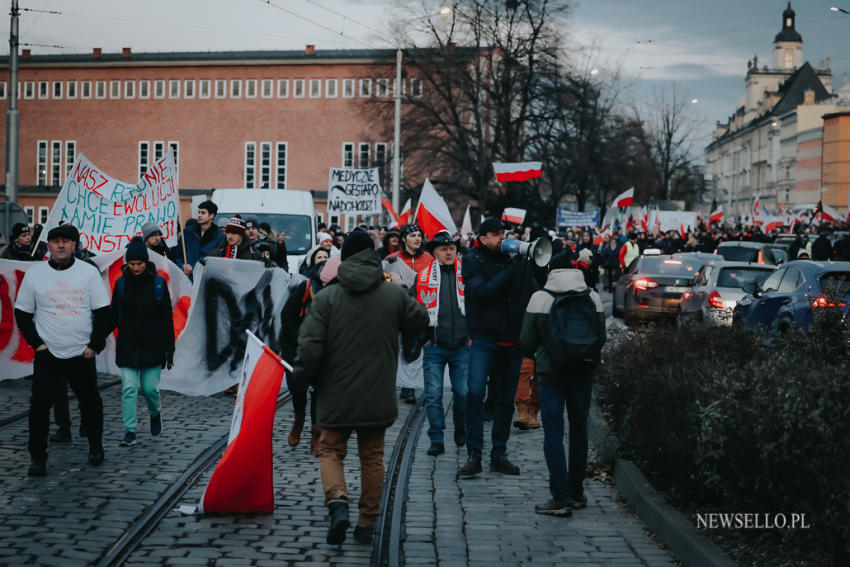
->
xmin=110 ymin=263 xmax=175 ymax=369
xmin=462 ymin=239 xmax=538 ymax=342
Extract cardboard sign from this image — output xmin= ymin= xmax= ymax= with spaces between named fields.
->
xmin=327 ymin=167 xmax=382 ymax=215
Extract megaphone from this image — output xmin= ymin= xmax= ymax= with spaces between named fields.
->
xmin=502 ymin=237 xmax=552 ymax=268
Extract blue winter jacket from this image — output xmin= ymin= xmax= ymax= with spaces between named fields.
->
xmin=174 ymin=223 xmax=225 ymax=270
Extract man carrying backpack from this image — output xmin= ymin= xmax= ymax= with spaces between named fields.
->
xmin=520 ymin=252 xmax=606 ymax=517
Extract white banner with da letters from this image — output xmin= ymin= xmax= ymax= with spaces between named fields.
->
xmin=327 ymin=167 xmax=382 ymax=215
xmin=39 ymin=152 xmax=180 ymax=254
xmin=0 ymin=255 xmax=302 ymax=395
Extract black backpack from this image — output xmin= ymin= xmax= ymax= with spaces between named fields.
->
xmin=544 ymin=289 xmax=603 ymax=368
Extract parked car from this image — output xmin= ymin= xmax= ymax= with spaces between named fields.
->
xmin=715 ymin=241 xmax=778 ymax=265
xmin=677 ymin=261 xmax=775 ymax=327
xmin=613 ymin=252 xmax=721 ymax=325
xmin=732 ymin=260 xmax=850 ymax=332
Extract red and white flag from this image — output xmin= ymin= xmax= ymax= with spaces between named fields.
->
xmin=819 ymin=203 xmax=841 ymax=223
xmin=493 ymin=161 xmax=542 ymax=183
xmin=200 ymin=330 xmax=289 ymax=514
xmin=381 ymin=194 xmax=400 ymax=226
xmin=709 ymin=206 xmax=723 ymax=224
xmin=500 ymin=207 xmax=526 ymax=225
xmin=415 ymin=179 xmax=458 ymax=238
xmin=611 ymin=187 xmax=634 ymax=208
xmin=640 ymin=207 xmax=649 ymax=232
xmin=395 ymin=198 xmax=412 ymax=227
xmin=752 ymin=194 xmax=761 ymax=220
xmin=763 ymin=216 xmax=785 ymax=233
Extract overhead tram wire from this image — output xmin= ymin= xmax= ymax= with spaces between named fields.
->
xmin=258 ymin=0 xmax=383 ymax=51
xmin=297 ymin=0 xmax=395 ymax=44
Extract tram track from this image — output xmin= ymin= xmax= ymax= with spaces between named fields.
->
xmin=0 ymin=376 xmax=121 ymax=430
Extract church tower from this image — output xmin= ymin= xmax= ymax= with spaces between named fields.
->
xmin=773 ymin=2 xmax=802 ymax=70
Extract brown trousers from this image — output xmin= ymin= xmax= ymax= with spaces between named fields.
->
xmin=514 ymin=357 xmax=539 ymax=415
xmin=319 ymin=426 xmax=386 ymax=528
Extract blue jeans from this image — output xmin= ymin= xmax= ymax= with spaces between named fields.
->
xmin=422 ymin=343 xmax=469 ymax=445
xmin=539 ymin=374 xmax=593 ymax=502
xmin=466 ymin=338 xmax=523 ymax=459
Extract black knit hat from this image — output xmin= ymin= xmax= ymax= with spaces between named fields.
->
xmin=341 ymin=229 xmax=375 ymax=260
xmin=11 ymin=223 xmax=30 ymax=240
xmin=479 ymin=217 xmax=504 ymax=235
xmin=548 ymin=251 xmax=574 ymax=271
xmin=125 ymin=236 xmax=149 ymax=262
xmin=47 ymin=223 xmax=79 ymax=242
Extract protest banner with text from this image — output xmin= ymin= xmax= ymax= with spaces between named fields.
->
xmin=327 ymin=167 xmax=382 ymax=215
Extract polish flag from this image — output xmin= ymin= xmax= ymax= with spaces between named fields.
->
xmin=200 ymin=331 xmax=289 ymax=514
xmin=460 ymin=204 xmax=472 ymax=235
xmin=415 ymin=179 xmax=458 ymax=238
xmin=763 ymin=216 xmax=785 ymax=233
xmin=819 ymin=203 xmax=841 ymax=223
xmin=640 ymin=207 xmax=649 ymax=232
xmin=680 ymin=223 xmax=687 ymax=239
xmin=493 ymin=162 xmax=542 ymax=182
xmin=500 ymin=207 xmax=526 ymax=225
xmin=593 ymin=226 xmax=611 ymax=246
xmin=709 ymin=206 xmax=723 ymax=224
xmin=381 ymin=194 xmax=400 ymax=226
xmin=612 ymin=187 xmax=634 ymax=208
xmin=752 ymin=194 xmax=761 ymax=220
xmin=624 ymin=215 xmax=634 ymax=232
xmin=395 ymin=198 xmax=412 ymax=227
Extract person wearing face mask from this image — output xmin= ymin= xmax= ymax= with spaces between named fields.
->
xmin=109 ymin=237 xmax=175 ymax=447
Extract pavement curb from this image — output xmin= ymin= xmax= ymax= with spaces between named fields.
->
xmin=588 ymin=401 xmax=737 ymax=567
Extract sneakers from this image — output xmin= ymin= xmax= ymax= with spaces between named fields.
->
xmin=27 ymin=456 xmax=47 ymax=477
xmin=534 ymin=499 xmax=573 ymax=517
xmin=120 ymin=431 xmax=136 ymax=446
xmin=453 ymin=424 xmax=466 ymax=447
xmin=427 ymin=443 xmax=445 ymax=456
xmin=49 ymin=426 xmax=71 ymax=443
xmin=353 ymin=525 xmax=374 ymax=545
xmin=459 ymin=454 xmax=482 ymax=478
xmin=150 ymin=414 xmax=162 ymax=438
xmin=88 ymin=445 xmax=105 ymax=466
xmin=326 ymin=499 xmax=350 ymax=545
xmin=288 ymin=413 xmax=305 ymax=447
xmin=489 ymin=455 xmax=520 ymax=475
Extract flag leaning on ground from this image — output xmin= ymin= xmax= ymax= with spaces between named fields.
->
xmin=501 ymin=207 xmax=526 ymax=225
xmin=395 ymin=198 xmax=412 ymax=228
xmin=415 ymin=179 xmax=458 ymax=238
xmin=611 ymin=187 xmax=634 ymax=208
xmin=492 ymin=161 xmax=542 ymax=182
xmin=198 ymin=330 xmax=290 ymax=514
xmin=460 ymin=204 xmax=472 ymax=235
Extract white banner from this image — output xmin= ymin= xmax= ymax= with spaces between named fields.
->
xmin=40 ymin=152 xmax=181 ymax=254
xmin=327 ymin=167 xmax=382 ymax=215
xmin=654 ymin=211 xmax=698 ymax=233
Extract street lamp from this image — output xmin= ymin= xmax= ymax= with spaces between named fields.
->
xmin=830 ymin=5 xmax=850 ymax=14
xmin=439 ymin=2 xmax=452 ymax=15
xmin=690 ymin=98 xmax=699 ymax=104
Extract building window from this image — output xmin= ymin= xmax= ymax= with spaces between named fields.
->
xmin=66 ymin=81 xmax=77 ymax=99
xmin=0 ymin=81 xmax=6 ymax=99
xmin=230 ymin=80 xmax=241 ymax=98
xmin=309 ymin=79 xmax=321 ymax=98
xmin=52 ymin=81 xmax=62 ymax=99
xmin=110 ymin=80 xmax=121 ymax=99
xmin=81 ymin=81 xmax=91 ymax=99
xmin=139 ymin=142 xmax=149 ymax=178
xmin=358 ymin=142 xmax=370 ymax=168
xmin=330 ymin=215 xmax=339 ymax=227
xmin=24 ymin=81 xmax=34 ymax=99
xmin=215 ymin=79 xmax=226 ymax=98
xmin=293 ymin=79 xmax=305 ymax=98
xmin=342 ymin=79 xmax=354 ymax=98
xmin=326 ymin=79 xmax=338 ymax=98
xmin=37 ymin=141 xmax=47 ymax=185
xmin=184 ymin=80 xmax=195 ymax=99
xmin=154 ymin=141 xmax=165 ymax=161
xmin=169 ymin=80 xmax=180 ymax=98
xmin=65 ymin=141 xmax=76 ymax=176
xmin=277 ymin=79 xmax=289 ymax=98
xmin=139 ymin=80 xmax=150 ymax=99
xmin=275 ymin=142 xmax=287 ymax=189
xmin=376 ymin=78 xmax=389 ymax=97
xmin=38 ymin=81 xmax=48 ymax=99
xmin=24 ymin=206 xmax=34 ymax=224
xmin=39 ymin=207 xmax=49 ymax=224
xmin=154 ymin=80 xmax=165 ymax=99
xmin=124 ymin=80 xmax=135 ymax=99
xmin=374 ymin=142 xmax=387 ymax=184
xmin=245 ymin=79 xmax=257 ymax=98
xmin=245 ymin=142 xmax=257 ymax=189
xmin=261 ymin=79 xmax=273 ymax=98
xmin=259 ymin=142 xmax=272 ymax=189
xmin=168 ymin=141 xmax=179 ymax=167
xmin=342 ymin=142 xmax=354 ymax=167
xmin=50 ymin=141 xmax=62 ymax=186
xmin=410 ymin=78 xmax=423 ymax=97
xmin=199 ymin=80 xmax=210 ymax=98
xmin=359 ymin=79 xmax=372 ymax=97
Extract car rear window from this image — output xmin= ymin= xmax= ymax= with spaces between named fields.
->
xmin=715 ymin=247 xmax=759 ymax=262
xmin=640 ymin=257 xmax=702 ymax=276
xmin=717 ymin=267 xmax=773 ymax=289
xmin=819 ymin=271 xmax=850 ymax=296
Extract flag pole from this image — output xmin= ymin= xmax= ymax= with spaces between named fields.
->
xmin=172 ymin=148 xmax=188 ymax=265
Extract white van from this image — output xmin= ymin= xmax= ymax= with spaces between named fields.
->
xmin=206 ymin=189 xmax=317 ymax=274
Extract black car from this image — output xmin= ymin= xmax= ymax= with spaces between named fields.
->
xmin=715 ymin=241 xmax=778 ymax=265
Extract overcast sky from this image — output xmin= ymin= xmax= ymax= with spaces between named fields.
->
xmin=1 ymin=0 xmax=846 ymax=158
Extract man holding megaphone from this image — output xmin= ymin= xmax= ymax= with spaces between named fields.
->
xmin=459 ymin=218 xmax=538 ymax=478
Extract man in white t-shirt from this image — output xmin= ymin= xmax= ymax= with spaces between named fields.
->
xmin=14 ymin=224 xmax=112 ymax=477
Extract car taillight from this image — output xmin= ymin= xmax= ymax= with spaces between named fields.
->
xmin=811 ymin=296 xmax=847 ymax=309
xmin=682 ymin=292 xmax=692 ymax=300
xmin=634 ymin=279 xmax=657 ymax=291
xmin=708 ymin=290 xmax=724 ymax=309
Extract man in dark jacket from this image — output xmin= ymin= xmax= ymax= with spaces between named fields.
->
xmin=0 ymin=223 xmax=37 ymax=260
xmin=294 ymin=231 xmax=428 ymax=546
xmin=416 ymin=230 xmax=469 ymax=457
xmin=216 ymin=215 xmax=259 ymax=260
xmin=812 ymin=230 xmax=833 ymax=261
xmin=459 ymin=218 xmax=537 ymax=478
xmin=174 ymin=200 xmax=225 ymax=276
xmin=245 ymin=217 xmax=288 ymax=269
xmin=141 ymin=222 xmax=170 ymax=257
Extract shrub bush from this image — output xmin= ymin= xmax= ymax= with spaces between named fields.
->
xmin=597 ymin=314 xmax=850 ymax=563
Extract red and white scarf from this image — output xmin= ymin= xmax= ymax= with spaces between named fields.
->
xmin=416 ymin=259 xmax=465 ymax=326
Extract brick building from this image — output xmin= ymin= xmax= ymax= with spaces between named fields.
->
xmin=821 ymin=111 xmax=850 ymax=212
xmin=0 ymin=45 xmax=424 ymax=231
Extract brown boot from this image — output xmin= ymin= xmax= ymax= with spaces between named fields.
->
xmin=513 ymin=406 xmax=530 ymax=430
xmin=310 ymin=427 xmax=322 ymax=456
xmin=288 ymin=413 xmax=305 ymax=447
xmin=527 ymin=408 xmax=541 ymax=429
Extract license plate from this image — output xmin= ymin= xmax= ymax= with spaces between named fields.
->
xmin=665 ymin=286 xmax=688 ymax=294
